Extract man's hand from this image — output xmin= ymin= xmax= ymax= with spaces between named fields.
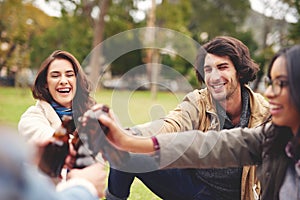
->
xmin=79 ymin=104 xmax=130 ymax=167
xmin=99 ymin=108 xmax=156 ymax=154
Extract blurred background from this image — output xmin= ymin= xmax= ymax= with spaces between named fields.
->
xmin=1 ymin=1 xmax=299 ymax=199
xmin=1 ymin=0 xmax=299 ymax=93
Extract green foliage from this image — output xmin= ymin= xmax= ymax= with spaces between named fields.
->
xmin=156 ymin=0 xmax=192 ymax=34
xmin=2 ymin=0 xmax=299 ymax=92
xmin=232 ymin=31 xmax=259 ymax=56
xmin=189 ymin=0 xmax=251 ymax=41
xmin=105 ymin=0 xmax=136 ymax=35
xmin=29 ymin=0 xmax=138 ymax=72
xmin=277 ymin=0 xmax=300 ymax=42
xmin=289 ymin=22 xmax=300 ymax=43
xmin=110 ymin=50 xmax=143 ymax=75
xmin=186 ymin=67 xmax=200 ymax=88
xmin=161 ymin=54 xmax=191 ymax=76
xmin=0 ymin=0 xmax=53 ymax=71
xmin=30 ymin=15 xmax=93 ymax=69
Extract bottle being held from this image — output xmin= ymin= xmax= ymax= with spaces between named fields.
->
xmin=38 ymin=115 xmax=73 ymax=177
xmin=77 ymin=105 xmax=130 ymax=168
xmin=71 ymin=128 xmax=97 ymax=168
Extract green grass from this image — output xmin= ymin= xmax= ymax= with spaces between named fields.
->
xmin=93 ymin=89 xmax=185 ymax=127
xmin=0 ymin=86 xmax=185 ymax=200
xmin=0 ymin=86 xmax=35 ymax=127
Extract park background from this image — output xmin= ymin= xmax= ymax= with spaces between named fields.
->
xmin=1 ymin=0 xmax=300 ymax=199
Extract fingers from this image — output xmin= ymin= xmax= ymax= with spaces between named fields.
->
xmin=69 ymin=143 xmax=77 ymax=156
xmin=67 ymin=162 xmax=107 ymax=198
xmin=98 ymin=114 xmax=130 ymax=151
xmin=64 ymin=155 xmax=76 ymax=169
xmin=107 ymin=109 xmax=121 ymax=125
xmin=99 ymin=113 xmax=125 ymax=137
xmin=76 ymin=145 xmax=95 ymax=167
xmin=98 ymin=114 xmax=113 ymax=130
xmin=80 ymin=104 xmax=108 ymax=126
xmin=80 ymin=104 xmax=117 ymax=129
xmin=63 ymin=142 xmax=77 ymax=169
xmin=90 ymin=104 xmax=105 ymax=111
xmin=77 ymin=145 xmax=93 ymax=155
xmin=75 ymin=156 xmax=96 ymax=167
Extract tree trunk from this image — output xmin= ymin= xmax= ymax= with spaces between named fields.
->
xmin=89 ymin=0 xmax=110 ymax=91
xmin=145 ymin=0 xmax=158 ymax=99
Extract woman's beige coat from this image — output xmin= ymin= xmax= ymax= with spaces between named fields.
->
xmin=18 ymin=100 xmax=61 ymax=143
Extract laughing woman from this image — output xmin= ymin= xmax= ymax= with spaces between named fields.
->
xmin=18 ymin=50 xmax=99 ymax=173
xmin=100 ymin=45 xmax=300 ymax=200
xmin=17 ymin=50 xmax=109 ymax=198
xmin=19 ymin=50 xmax=95 ymax=142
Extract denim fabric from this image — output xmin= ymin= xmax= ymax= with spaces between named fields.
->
xmin=106 ymin=86 xmax=269 ymax=200
xmin=107 ymin=168 xmax=217 ymax=200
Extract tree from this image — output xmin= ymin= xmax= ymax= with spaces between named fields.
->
xmin=88 ymin=0 xmax=110 ymax=90
xmin=0 ymin=0 xmax=55 ymax=87
xmin=145 ymin=0 xmax=158 ymax=99
xmin=189 ymin=0 xmax=251 ymax=41
xmin=30 ymin=15 xmax=93 ymax=69
xmin=287 ymin=0 xmax=300 ymax=42
xmin=39 ymin=0 xmax=138 ymax=90
xmin=245 ymin=0 xmax=298 ymax=91
xmin=142 ymin=0 xmax=194 ymax=97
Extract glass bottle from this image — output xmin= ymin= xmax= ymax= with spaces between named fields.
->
xmin=38 ymin=115 xmax=72 ymax=177
xmin=77 ymin=106 xmax=130 ymax=168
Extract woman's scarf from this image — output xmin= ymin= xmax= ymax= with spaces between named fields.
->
xmin=51 ymin=101 xmax=76 ymax=133
xmin=50 ymin=101 xmax=73 ymax=120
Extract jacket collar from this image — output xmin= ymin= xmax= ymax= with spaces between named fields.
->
xmin=200 ymin=84 xmax=270 ymax=128
xmin=36 ymin=100 xmax=62 ymax=130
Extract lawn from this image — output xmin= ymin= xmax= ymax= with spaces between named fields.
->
xmin=0 ymin=86 xmax=186 ymax=200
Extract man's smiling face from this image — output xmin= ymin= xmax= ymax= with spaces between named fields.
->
xmin=204 ymin=53 xmax=240 ymax=102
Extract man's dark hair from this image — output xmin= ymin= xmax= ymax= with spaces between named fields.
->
xmin=195 ymin=36 xmax=259 ymax=85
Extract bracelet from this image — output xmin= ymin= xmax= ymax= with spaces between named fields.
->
xmin=151 ymin=136 xmax=160 ymax=151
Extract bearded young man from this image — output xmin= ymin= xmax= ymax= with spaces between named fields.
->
xmin=106 ymin=36 xmax=270 ymax=200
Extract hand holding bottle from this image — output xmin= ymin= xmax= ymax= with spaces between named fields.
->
xmin=77 ymin=105 xmax=130 ymax=168
xmin=38 ymin=115 xmax=73 ymax=177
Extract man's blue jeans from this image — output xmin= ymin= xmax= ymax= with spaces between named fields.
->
xmin=107 ymin=167 xmax=216 ymax=200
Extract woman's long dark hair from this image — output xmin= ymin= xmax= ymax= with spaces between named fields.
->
xmin=32 ymin=50 xmax=96 ymax=122
xmin=263 ymin=45 xmax=300 ymax=158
